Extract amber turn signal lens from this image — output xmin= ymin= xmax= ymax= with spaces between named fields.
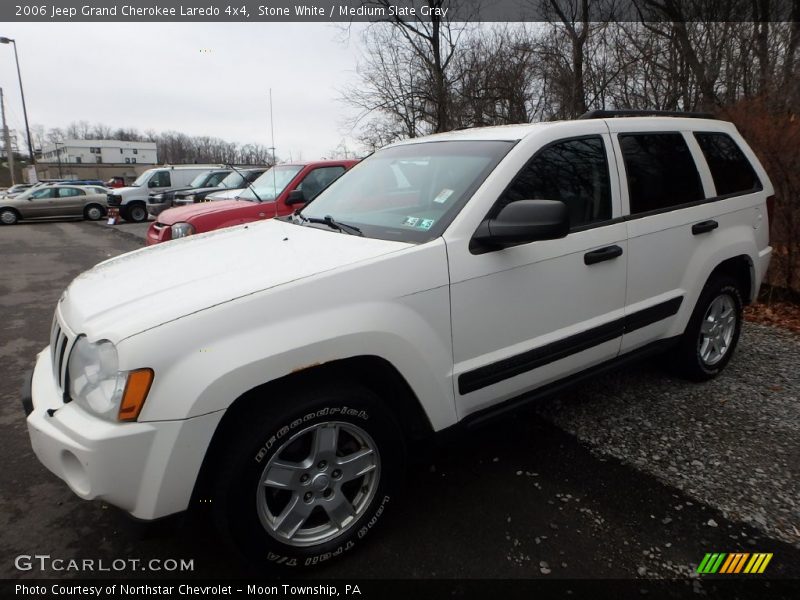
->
xmin=118 ymin=368 xmax=154 ymax=422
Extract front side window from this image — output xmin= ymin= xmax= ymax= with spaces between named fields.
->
xmin=31 ymin=188 xmax=55 ymax=199
xmin=496 ymin=136 xmax=612 ymax=228
xmin=148 ymin=171 xmax=171 ymax=187
xmin=619 ymin=133 xmax=704 ymax=214
xmin=299 ymin=140 xmax=513 ymax=243
xmin=694 ymin=132 xmax=761 ymax=196
xmin=297 ymin=166 xmax=346 ymax=201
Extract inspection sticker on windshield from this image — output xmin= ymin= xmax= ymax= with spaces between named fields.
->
xmin=402 ymin=216 xmax=420 ymax=227
xmin=419 ymin=219 xmax=435 ymax=230
xmin=434 ymin=188 xmax=454 ymax=204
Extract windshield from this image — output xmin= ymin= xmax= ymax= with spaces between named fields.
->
xmin=189 ymin=172 xmax=212 ymax=187
xmin=238 ymin=165 xmax=303 ymax=202
xmin=299 ymin=140 xmax=513 ymax=243
xmin=131 ymin=171 xmax=153 ymax=187
xmin=218 ymin=171 xmax=248 ymax=189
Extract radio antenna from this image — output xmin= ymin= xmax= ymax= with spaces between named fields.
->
xmin=269 ymin=88 xmax=279 ymax=219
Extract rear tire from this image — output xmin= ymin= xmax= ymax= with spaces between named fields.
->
xmin=674 ymin=276 xmax=743 ymax=381
xmin=84 ymin=204 xmax=105 ymax=221
xmin=0 ymin=208 xmax=19 ymax=225
xmin=212 ymin=381 xmax=405 ymax=569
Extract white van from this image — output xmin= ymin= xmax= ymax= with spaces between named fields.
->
xmin=106 ymin=165 xmax=226 ymax=222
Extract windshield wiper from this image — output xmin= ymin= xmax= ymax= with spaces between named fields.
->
xmin=225 ymin=163 xmax=263 ymax=202
xmin=297 ymin=213 xmax=363 ymax=236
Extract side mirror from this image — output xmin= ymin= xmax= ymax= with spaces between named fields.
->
xmin=147 ymin=179 xmax=159 ymax=188
xmin=286 ymin=189 xmax=306 ymax=206
xmin=473 ymin=200 xmax=569 ymax=249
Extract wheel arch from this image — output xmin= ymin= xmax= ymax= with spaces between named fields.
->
xmin=190 ymin=355 xmax=434 ymax=506
xmin=707 ymin=254 xmax=755 ymax=305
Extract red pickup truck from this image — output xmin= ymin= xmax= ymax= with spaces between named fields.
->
xmin=146 ymin=160 xmax=358 ymax=245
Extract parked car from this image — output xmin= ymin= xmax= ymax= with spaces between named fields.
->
xmin=147 ymin=169 xmax=233 ymax=218
xmin=23 ymin=113 xmax=772 ymax=569
xmin=0 ymin=184 xmax=108 ymax=224
xmin=63 ymin=179 xmax=106 ymax=187
xmin=106 ymin=165 xmax=229 ymax=223
xmin=172 ymin=168 xmax=268 ymax=207
xmin=147 ymin=160 xmax=357 ymax=245
xmin=106 ymin=176 xmax=127 ymax=188
xmin=1 ymin=183 xmax=34 ymax=198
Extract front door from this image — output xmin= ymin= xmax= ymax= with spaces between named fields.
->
xmin=448 ymin=132 xmax=628 ymax=418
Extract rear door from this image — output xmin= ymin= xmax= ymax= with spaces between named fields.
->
xmin=54 ymin=186 xmax=86 ymax=216
xmin=610 ymin=124 xmax=714 ymax=351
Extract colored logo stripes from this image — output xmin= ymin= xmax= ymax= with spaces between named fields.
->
xmin=697 ymin=552 xmax=773 ymax=574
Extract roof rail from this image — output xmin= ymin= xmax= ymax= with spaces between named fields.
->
xmin=578 ymin=109 xmax=716 ymax=120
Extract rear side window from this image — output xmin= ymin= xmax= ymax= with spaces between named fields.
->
xmin=619 ymin=133 xmax=704 ymax=214
xmin=57 ymin=188 xmax=84 ymax=197
xmin=694 ymin=132 xmax=761 ymax=196
xmin=497 ymin=136 xmax=612 ymax=228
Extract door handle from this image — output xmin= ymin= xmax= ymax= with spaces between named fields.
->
xmin=692 ymin=219 xmax=719 ymax=235
xmin=584 ymin=245 xmax=623 ymax=265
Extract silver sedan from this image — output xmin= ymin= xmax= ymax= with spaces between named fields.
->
xmin=0 ymin=185 xmax=109 ymax=225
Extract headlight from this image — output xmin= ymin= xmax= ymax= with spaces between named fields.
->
xmin=67 ymin=337 xmax=153 ymax=422
xmin=183 ymin=194 xmax=195 ymax=202
xmin=171 ymin=222 xmax=195 ymax=239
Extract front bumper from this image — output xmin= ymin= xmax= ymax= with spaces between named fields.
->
xmin=25 ymin=348 xmax=223 ymax=520
xmin=754 ymin=246 xmax=772 ymax=302
xmin=146 ymin=221 xmax=171 ymax=245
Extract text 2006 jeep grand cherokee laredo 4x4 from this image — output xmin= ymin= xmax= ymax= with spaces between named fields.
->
xmin=23 ymin=111 xmax=773 ymax=568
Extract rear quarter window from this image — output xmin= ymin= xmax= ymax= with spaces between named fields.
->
xmin=694 ymin=132 xmax=762 ymax=196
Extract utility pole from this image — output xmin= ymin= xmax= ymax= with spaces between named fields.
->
xmin=0 ymin=88 xmax=15 ymax=185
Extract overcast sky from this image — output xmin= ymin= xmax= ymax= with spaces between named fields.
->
xmin=0 ymin=23 xmax=369 ymax=161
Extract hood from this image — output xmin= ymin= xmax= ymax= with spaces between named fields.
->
xmin=206 ymin=188 xmax=242 ymax=200
xmin=156 ymin=199 xmax=257 ymax=224
xmin=111 ymin=186 xmax=145 ymax=198
xmin=174 ymin=186 xmax=224 ymax=198
xmin=59 ymin=219 xmax=410 ymax=342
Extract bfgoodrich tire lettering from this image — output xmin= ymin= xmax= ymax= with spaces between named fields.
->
xmin=674 ymin=276 xmax=743 ymax=381
xmin=212 ymin=382 xmax=405 ymax=568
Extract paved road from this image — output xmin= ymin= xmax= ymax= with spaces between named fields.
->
xmin=1 ymin=221 xmax=799 ymax=585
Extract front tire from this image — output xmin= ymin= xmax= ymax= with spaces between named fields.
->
xmin=212 ymin=382 xmax=405 ymax=569
xmin=674 ymin=276 xmax=743 ymax=381
xmin=126 ymin=203 xmax=148 ymax=223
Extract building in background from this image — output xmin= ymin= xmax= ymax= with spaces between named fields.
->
xmin=41 ymin=139 xmax=157 ymax=165
xmin=36 ymin=139 xmax=158 ymax=182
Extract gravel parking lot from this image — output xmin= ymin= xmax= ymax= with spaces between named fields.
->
xmin=1 ymin=220 xmax=798 ymax=584
xmin=535 ymin=324 xmax=800 ymax=548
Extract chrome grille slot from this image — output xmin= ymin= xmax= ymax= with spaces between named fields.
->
xmin=50 ymin=310 xmax=76 ymax=394
xmin=50 ymin=320 xmax=62 ymax=382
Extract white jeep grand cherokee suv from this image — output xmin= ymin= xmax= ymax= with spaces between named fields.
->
xmin=23 ymin=112 xmax=772 ymax=568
